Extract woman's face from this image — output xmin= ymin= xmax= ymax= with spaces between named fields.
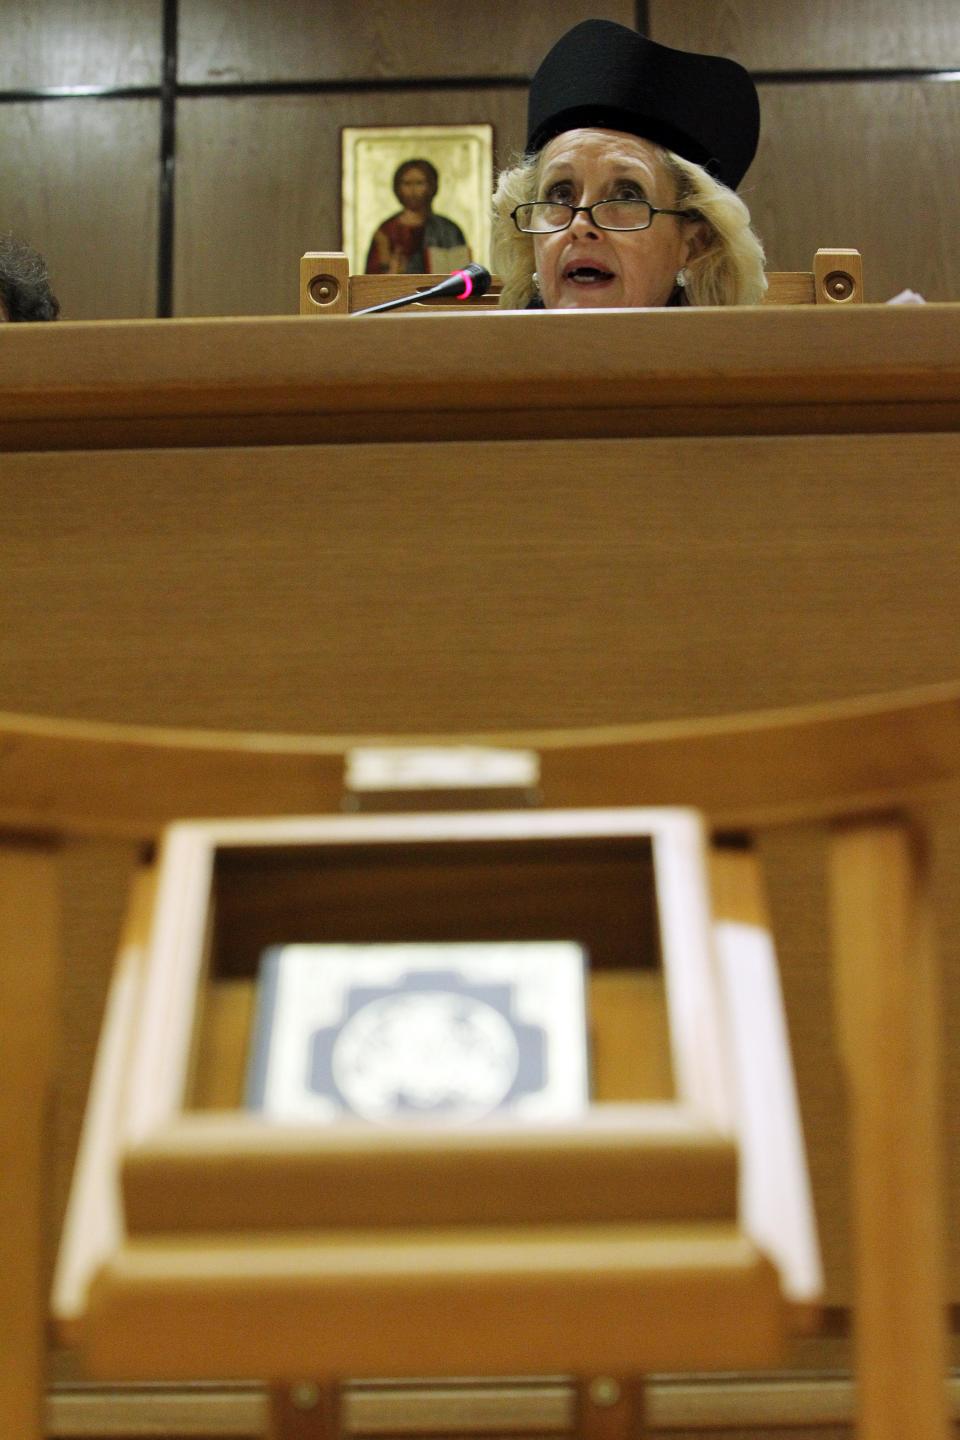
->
xmin=533 ymin=129 xmax=704 ymax=309
xmin=396 ymin=166 xmax=433 ymax=213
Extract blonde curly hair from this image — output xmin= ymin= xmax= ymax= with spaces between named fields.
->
xmin=491 ymin=143 xmax=766 ymax=309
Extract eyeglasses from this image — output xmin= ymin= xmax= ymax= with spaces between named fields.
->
xmin=511 ymin=199 xmax=698 ymax=234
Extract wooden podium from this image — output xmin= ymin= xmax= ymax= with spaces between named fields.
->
xmin=53 ymin=804 xmax=819 ymax=1440
xmin=3 ymin=303 xmax=960 ymax=1440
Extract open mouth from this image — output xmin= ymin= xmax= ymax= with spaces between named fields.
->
xmin=562 ymin=263 xmax=615 ymax=286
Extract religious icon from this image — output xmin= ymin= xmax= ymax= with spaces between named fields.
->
xmin=341 ymin=124 xmax=493 ymax=277
xmin=365 ymin=157 xmax=469 ymax=275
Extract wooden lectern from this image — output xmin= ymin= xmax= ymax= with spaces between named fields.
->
xmin=2 ymin=300 xmax=960 ymax=1440
xmin=54 ymin=805 xmax=820 ymax=1439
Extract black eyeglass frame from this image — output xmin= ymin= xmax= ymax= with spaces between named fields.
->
xmin=510 ymin=199 xmax=700 ymax=235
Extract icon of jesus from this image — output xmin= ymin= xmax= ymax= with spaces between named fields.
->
xmin=365 ymin=157 xmax=470 ymax=275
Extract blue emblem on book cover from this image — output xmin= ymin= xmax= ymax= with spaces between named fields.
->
xmin=247 ymin=941 xmax=589 ymax=1123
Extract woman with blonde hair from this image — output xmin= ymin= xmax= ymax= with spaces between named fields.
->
xmin=492 ymin=21 xmax=766 ymax=311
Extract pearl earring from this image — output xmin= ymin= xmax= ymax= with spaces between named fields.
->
xmin=532 ymin=271 xmax=540 ymax=291
xmin=675 ymin=268 xmax=688 ymax=288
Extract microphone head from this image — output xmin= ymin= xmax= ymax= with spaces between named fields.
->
xmin=451 ymin=262 xmax=492 ymax=300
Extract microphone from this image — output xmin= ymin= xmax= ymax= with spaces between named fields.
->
xmin=353 ymin=263 xmax=492 ymax=316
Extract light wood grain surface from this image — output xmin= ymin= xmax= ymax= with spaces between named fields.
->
xmin=4 ymin=307 xmax=960 ymax=449
xmin=303 ymin=251 xmax=850 ymax=318
xmin=4 ymin=304 xmax=958 ymax=1427
xmin=5 ymin=683 xmax=960 ymax=837
xmin=830 ymin=820 xmax=949 ymax=1440
xmin=0 ymin=843 xmax=60 ymax=1440
xmin=52 ymin=839 xmax=143 ymax=1257
xmin=4 ymin=311 xmax=960 ymax=1334
xmin=82 ymin=1223 xmax=783 ymax=1379
xmin=53 ymin=866 xmax=157 ymax=1342
xmin=123 ymin=1109 xmax=737 ymax=1234
xmin=4 ymin=429 xmax=960 ymax=733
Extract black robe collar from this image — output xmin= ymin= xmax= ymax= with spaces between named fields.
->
xmin=524 ymin=284 xmax=687 ymax=309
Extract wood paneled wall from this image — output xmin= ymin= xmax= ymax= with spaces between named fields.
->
xmin=176 ymin=1 xmax=620 ymax=83
xmin=173 ymin=87 xmax=529 ymax=318
xmin=649 ymin=1 xmax=960 ymax=303
xmin=0 ymin=0 xmax=162 ymax=87
xmin=0 ymin=99 xmax=160 ymax=321
xmin=3 ymin=1 xmax=959 ymax=318
xmin=649 ymin=0 xmax=960 ymax=70
xmin=0 ymin=1 xmax=633 ymax=320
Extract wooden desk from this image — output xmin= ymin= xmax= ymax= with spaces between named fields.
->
xmin=4 ymin=305 xmax=960 ymax=734
xmin=2 ymin=304 xmax=960 ymax=1436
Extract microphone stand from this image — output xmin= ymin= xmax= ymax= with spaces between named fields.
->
xmin=353 ymin=264 xmax=492 ymax=316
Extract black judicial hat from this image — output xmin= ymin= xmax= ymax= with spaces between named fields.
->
xmin=526 ymin=19 xmax=759 ymax=191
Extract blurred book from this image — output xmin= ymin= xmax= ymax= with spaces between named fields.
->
xmin=247 ymin=940 xmax=589 ymax=1124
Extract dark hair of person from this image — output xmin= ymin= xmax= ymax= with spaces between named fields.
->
xmin=0 ymin=233 xmax=60 ymax=321
xmin=392 ymin=158 xmax=439 ymax=205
